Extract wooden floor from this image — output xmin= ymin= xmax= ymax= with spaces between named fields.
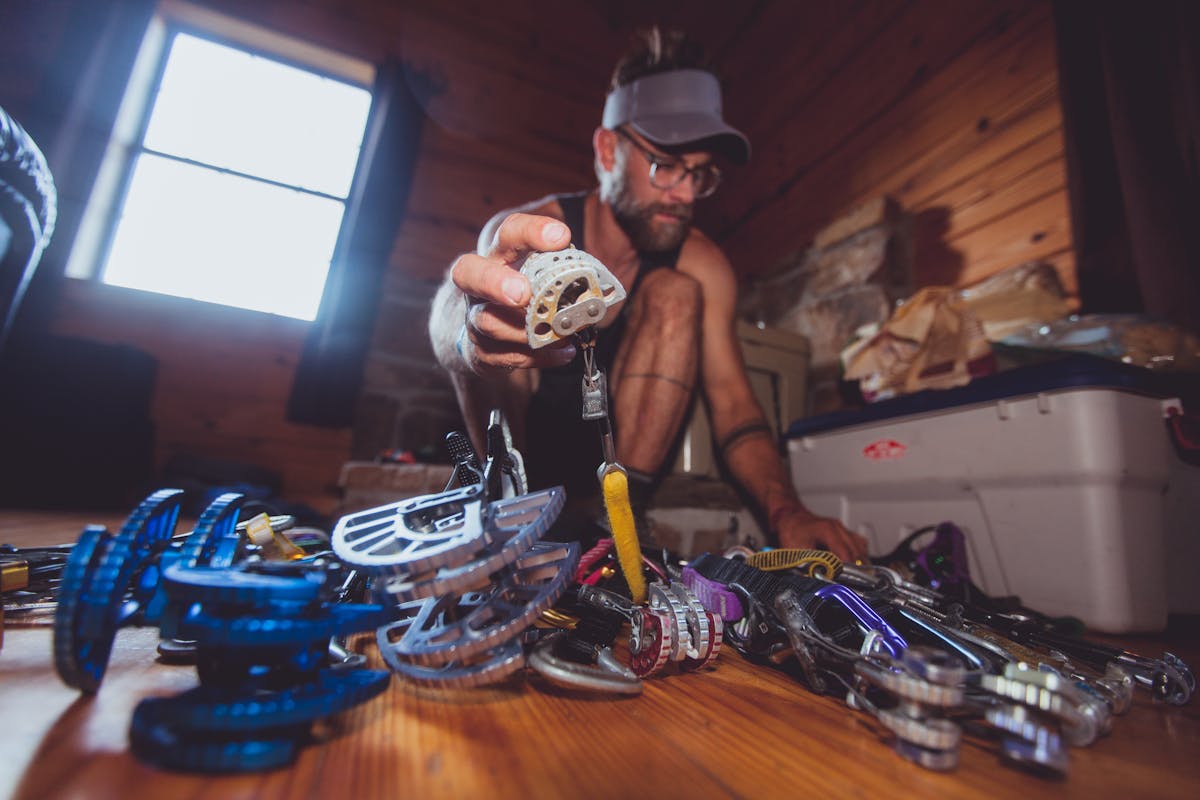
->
xmin=3 ymin=510 xmax=1199 ymax=799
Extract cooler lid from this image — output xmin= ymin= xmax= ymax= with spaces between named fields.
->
xmin=787 ymin=355 xmax=1190 ymax=438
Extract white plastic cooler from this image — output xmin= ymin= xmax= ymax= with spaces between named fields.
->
xmin=786 ymin=356 xmax=1199 ymax=633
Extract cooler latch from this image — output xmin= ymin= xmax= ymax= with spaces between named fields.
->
xmin=1162 ymin=398 xmax=1200 ymax=466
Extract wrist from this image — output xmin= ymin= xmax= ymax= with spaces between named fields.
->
xmin=768 ymin=503 xmax=814 ymax=532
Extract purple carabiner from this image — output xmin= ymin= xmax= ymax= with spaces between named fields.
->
xmin=811 ymin=583 xmax=908 ymax=657
xmin=913 ymin=522 xmax=971 ymax=595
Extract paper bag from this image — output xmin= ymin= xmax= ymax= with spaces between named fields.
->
xmin=841 ymin=286 xmax=995 ymax=401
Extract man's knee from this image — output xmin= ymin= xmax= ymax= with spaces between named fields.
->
xmin=635 ymin=270 xmax=703 ymax=331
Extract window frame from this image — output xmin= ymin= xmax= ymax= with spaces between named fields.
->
xmin=65 ymin=0 xmax=376 ymax=321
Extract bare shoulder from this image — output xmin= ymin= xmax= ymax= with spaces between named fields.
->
xmin=477 ymin=194 xmax=566 ymax=255
xmin=677 ymin=227 xmax=737 ymax=293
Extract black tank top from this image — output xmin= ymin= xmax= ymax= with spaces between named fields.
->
xmin=524 ymin=191 xmax=682 ymax=508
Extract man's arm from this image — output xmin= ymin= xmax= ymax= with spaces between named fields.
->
xmin=684 ymin=237 xmax=869 ymax=561
xmin=427 ymin=208 xmax=575 ymax=454
xmin=429 ymin=198 xmax=561 ymax=373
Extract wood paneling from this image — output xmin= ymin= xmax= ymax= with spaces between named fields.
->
xmin=706 ymin=0 xmax=1072 ymax=298
xmin=1 ymin=0 xmax=1076 ymax=508
xmin=49 ymin=280 xmax=350 ymax=515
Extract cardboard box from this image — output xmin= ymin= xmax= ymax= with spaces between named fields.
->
xmin=338 ymin=462 xmax=455 ymax=514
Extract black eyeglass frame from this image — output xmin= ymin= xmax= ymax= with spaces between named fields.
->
xmin=614 ymin=127 xmax=722 ymax=199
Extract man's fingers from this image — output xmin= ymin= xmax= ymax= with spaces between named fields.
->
xmin=467 ymin=327 xmax=576 ymax=372
xmin=452 ymin=214 xmax=570 ymax=310
xmin=467 ymin=303 xmax=527 ymax=346
xmin=780 ymin=516 xmax=869 ymax=563
xmin=451 ymin=252 xmax=528 ymax=308
xmin=466 ymin=301 xmax=575 ymax=367
xmin=815 ymin=523 xmax=858 ymax=564
xmin=450 ymin=211 xmax=575 ymax=374
xmin=488 ymin=214 xmax=571 ymax=263
xmin=827 ymin=522 xmax=869 ymax=563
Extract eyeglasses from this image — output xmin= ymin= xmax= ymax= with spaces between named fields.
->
xmin=615 ymin=128 xmax=722 ymax=199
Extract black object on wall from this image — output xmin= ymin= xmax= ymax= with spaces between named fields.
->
xmin=1 ymin=0 xmax=156 ymax=349
xmin=0 ymin=3 xmax=159 ymax=510
xmin=0 ymin=105 xmax=56 ymax=357
xmin=287 ymin=59 xmax=426 ymax=428
xmin=1053 ymin=0 xmax=1200 ymax=334
xmin=0 ymin=335 xmax=157 ymax=510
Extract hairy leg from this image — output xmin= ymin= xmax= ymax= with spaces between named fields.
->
xmin=610 ymin=269 xmax=703 ymax=475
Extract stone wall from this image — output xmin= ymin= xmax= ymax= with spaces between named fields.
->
xmin=355 ymin=272 xmax=460 ymax=462
xmin=740 ymin=197 xmax=913 ymax=414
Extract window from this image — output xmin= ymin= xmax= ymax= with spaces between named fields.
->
xmin=69 ymin=8 xmax=373 ymax=321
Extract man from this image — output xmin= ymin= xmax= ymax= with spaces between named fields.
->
xmin=430 ymin=29 xmax=867 ymax=562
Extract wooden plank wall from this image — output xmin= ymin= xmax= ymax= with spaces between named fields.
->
xmin=199 ymin=0 xmax=1073 ymax=293
xmin=49 ymin=281 xmax=353 ymax=514
xmin=0 ymin=0 xmax=1073 ymax=512
xmin=703 ymin=0 xmax=1073 ymax=296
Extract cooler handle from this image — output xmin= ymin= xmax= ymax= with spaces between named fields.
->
xmin=1163 ymin=399 xmax=1200 ymax=467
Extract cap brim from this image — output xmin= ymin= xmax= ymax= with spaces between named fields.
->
xmin=630 ymin=113 xmax=751 ymax=165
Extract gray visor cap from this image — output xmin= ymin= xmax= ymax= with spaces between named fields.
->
xmin=602 ymin=69 xmax=751 ymax=164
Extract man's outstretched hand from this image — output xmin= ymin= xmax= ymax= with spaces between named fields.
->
xmin=775 ymin=507 xmax=869 ymax=563
xmin=449 ymin=214 xmax=576 ymax=374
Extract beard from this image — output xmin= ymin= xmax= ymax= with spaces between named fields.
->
xmin=607 ymin=174 xmax=694 ymax=254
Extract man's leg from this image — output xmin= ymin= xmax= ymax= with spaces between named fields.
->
xmin=448 ymin=370 xmax=533 ymax=464
xmin=610 ymin=269 xmax=703 ymax=475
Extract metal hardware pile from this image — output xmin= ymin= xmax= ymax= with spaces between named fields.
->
xmin=27 ymin=248 xmax=1195 ymax=776
xmin=682 ymin=528 xmax=1195 ymax=776
xmin=50 ymin=489 xmax=389 ymax=771
xmin=31 ymin=442 xmax=1195 ymax=777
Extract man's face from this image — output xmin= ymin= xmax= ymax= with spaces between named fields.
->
xmin=603 ymin=130 xmax=711 ymax=255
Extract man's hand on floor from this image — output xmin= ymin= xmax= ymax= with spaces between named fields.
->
xmin=775 ymin=508 xmax=869 ymax=563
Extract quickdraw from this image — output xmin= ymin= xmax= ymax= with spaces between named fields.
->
xmin=522 ymin=246 xmax=645 ymax=606
xmin=30 ymin=395 xmax=1196 ymax=782
xmin=746 ymin=548 xmax=842 ymax=580
xmin=527 ymin=631 xmax=642 ymax=695
xmin=678 ymin=549 xmax=1171 ymax=777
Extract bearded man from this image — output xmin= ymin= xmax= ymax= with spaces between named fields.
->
xmin=429 ymin=28 xmax=867 ymax=561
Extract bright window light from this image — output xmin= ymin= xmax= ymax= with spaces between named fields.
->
xmin=99 ymin=31 xmax=372 ymax=321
